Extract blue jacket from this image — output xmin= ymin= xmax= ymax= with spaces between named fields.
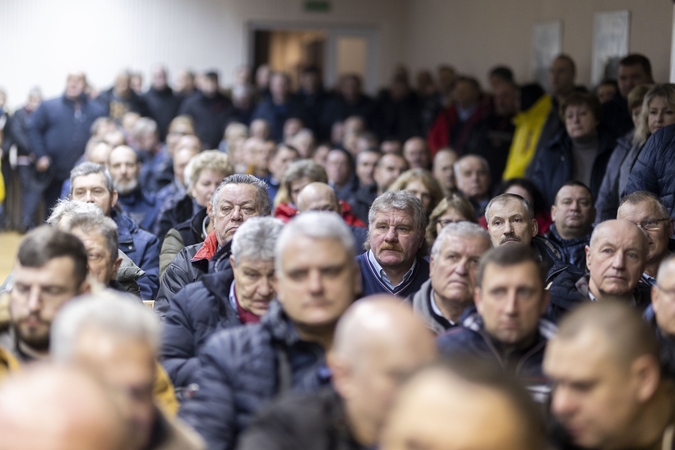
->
xmin=251 ymin=96 xmax=307 ymax=142
xmin=624 ymin=124 xmax=675 ymax=217
xmin=595 ymin=131 xmax=636 ymax=223
xmin=356 ymin=252 xmax=429 ymax=298
xmin=545 ymin=224 xmax=590 ymax=271
xmin=116 ymin=187 xmax=159 ymax=232
xmin=161 ymin=267 xmax=240 ymax=388
xmin=111 ymin=210 xmax=160 ymax=299
xmin=27 ymin=94 xmax=106 ymax=181
xmin=179 ymin=301 xmax=330 ymax=450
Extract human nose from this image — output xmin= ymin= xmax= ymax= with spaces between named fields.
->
xmin=84 ymin=190 xmax=94 ymax=202
xmin=230 ymin=206 xmax=243 ymax=221
xmin=551 ymin=385 xmax=576 ymax=418
xmin=503 ymin=220 xmax=514 ymax=235
xmin=307 ymin=270 xmax=324 ymax=294
xmin=455 ymin=258 xmax=469 ymax=275
xmin=384 ymin=226 xmax=398 ymax=242
xmin=612 ymin=251 xmax=626 ymax=269
xmin=504 ymin=291 xmax=518 ymax=314
xmin=27 ymin=286 xmax=42 ymax=313
xmin=258 ymin=277 xmax=274 ymax=298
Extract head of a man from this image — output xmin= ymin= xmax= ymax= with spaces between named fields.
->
xmin=268 ymin=144 xmax=300 ymax=182
xmin=475 ymin=244 xmax=549 ymax=351
xmin=65 ymin=213 xmax=121 ymax=287
xmin=366 ymin=191 xmax=427 ymax=273
xmin=355 ymin=149 xmax=382 ymax=187
xmin=270 ymin=72 xmax=291 ymax=103
xmin=70 ymin=163 xmax=117 ymax=217
xmin=281 ymin=159 xmax=328 ymax=206
xmin=493 ymin=80 xmax=518 ymax=117
xmin=329 ymin=296 xmax=436 ymax=447
xmin=211 ymin=174 xmax=271 ymax=246
xmin=549 ymin=55 xmax=576 ymax=98
xmin=586 ymin=220 xmax=648 ymax=301
xmin=617 ymin=191 xmax=674 ymax=272
xmin=374 ymin=153 xmax=409 ymax=194
xmin=201 ymin=71 xmax=219 ymax=97
xmin=402 ymin=137 xmax=430 ymax=170
xmin=551 ymin=181 xmax=596 ymax=240
xmin=618 ymin=54 xmax=653 ymax=99
xmin=325 ymin=149 xmax=352 ymax=187
xmin=653 ymin=255 xmax=675 ymax=337
xmin=453 ymin=77 xmax=481 ymax=109
xmin=544 ymin=302 xmax=664 ymax=449
xmin=107 ymin=146 xmax=140 ymax=196
xmin=381 ymin=359 xmax=544 ymax=450
xmin=10 ymin=227 xmax=89 ymax=355
xmin=229 ymin=217 xmax=282 ymax=317
xmin=151 ymin=65 xmax=168 ymax=91
xmin=51 ymin=294 xmax=161 ymax=450
xmin=172 ymin=146 xmax=200 ymax=188
xmin=485 ymin=194 xmax=538 ymax=247
xmin=432 ymin=149 xmax=458 ymax=192
xmin=297 ymin=182 xmax=341 ymax=214
xmin=430 ymin=222 xmax=492 ymax=322
xmin=65 ymin=71 xmax=87 ymax=100
xmin=454 ymin=155 xmax=490 ymax=200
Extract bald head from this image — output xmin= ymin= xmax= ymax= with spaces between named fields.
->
xmin=590 ymin=219 xmax=648 ymax=254
xmin=297 ymin=182 xmax=340 ymax=214
xmin=0 ymin=364 xmax=129 ymax=450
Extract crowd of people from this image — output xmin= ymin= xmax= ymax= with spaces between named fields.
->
xmin=0 ymin=51 xmax=675 ymax=449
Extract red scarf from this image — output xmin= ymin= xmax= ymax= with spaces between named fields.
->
xmin=234 ymin=286 xmax=261 ymax=324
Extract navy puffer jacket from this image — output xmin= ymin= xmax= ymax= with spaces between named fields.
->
xmin=179 ymin=301 xmax=330 ymax=450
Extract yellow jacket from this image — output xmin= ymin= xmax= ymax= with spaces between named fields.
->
xmin=502 ymin=94 xmax=552 ymax=180
xmin=0 ymin=345 xmax=20 ymax=383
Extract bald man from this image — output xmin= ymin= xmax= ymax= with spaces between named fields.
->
xmin=545 ymin=301 xmax=673 ymax=450
xmin=547 ymin=219 xmax=651 ymax=322
xmin=297 ymin=182 xmax=367 ymax=253
xmin=237 ymin=296 xmax=436 ymax=450
xmin=432 ymin=148 xmax=457 ymax=195
xmin=0 ymin=365 xmax=130 ymax=450
xmin=380 ymin=359 xmax=544 ymax=450
xmin=402 ymin=137 xmax=431 ymax=170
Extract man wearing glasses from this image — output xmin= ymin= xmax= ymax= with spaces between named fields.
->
xmin=617 ymin=191 xmax=675 ymax=286
xmin=645 ymin=254 xmax=675 ymax=379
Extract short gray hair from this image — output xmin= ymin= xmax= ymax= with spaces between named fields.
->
xmin=484 ymin=193 xmax=534 ymax=223
xmin=231 ymin=217 xmax=284 ymax=266
xmin=453 ymin=154 xmax=490 ymax=181
xmin=51 ymin=292 xmax=161 ymax=363
xmin=47 ymin=199 xmax=103 ymax=227
xmin=368 ymin=190 xmax=427 ymax=236
xmin=65 ymin=213 xmax=119 ymax=263
xmin=70 ymin=162 xmax=115 ymax=195
xmin=132 ymin=117 xmax=158 ymax=139
xmin=211 ymin=173 xmax=271 ymax=216
xmin=275 ymin=211 xmax=355 ymax=272
xmin=431 ymin=221 xmax=492 ymax=260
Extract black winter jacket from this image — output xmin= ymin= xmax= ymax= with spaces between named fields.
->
xmin=545 ymin=224 xmax=590 ymax=271
xmin=595 ymin=131 xmax=636 ymax=223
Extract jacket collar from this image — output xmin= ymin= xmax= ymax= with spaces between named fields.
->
xmin=261 ymin=301 xmax=302 ymax=346
xmin=110 ymin=209 xmax=138 ymax=240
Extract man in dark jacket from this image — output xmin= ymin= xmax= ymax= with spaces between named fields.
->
xmin=547 ymin=220 xmax=651 ymax=322
xmin=321 ymin=74 xmax=376 ymax=140
xmin=161 ymin=217 xmax=282 ymax=388
xmin=546 ymin=181 xmax=595 ymax=270
xmin=437 ymin=244 xmax=556 ymax=404
xmin=236 ymin=296 xmax=436 ymax=450
xmin=144 ymin=65 xmax=182 ymax=141
xmin=179 ymin=212 xmax=361 ymax=449
xmin=28 ymin=71 xmax=106 ymax=213
xmin=96 ymin=71 xmax=150 ymax=122
xmin=357 ymin=191 xmax=429 ymax=298
xmin=645 ymin=254 xmax=675 ymax=379
xmin=252 ymin=72 xmax=307 ymax=142
xmin=410 ymin=222 xmax=492 ymax=334
xmin=154 ymin=174 xmax=271 ymax=316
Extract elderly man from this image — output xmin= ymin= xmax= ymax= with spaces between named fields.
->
xmin=52 ymin=295 xmax=204 ymax=450
xmin=437 ymin=244 xmax=555 ymax=402
xmin=297 ymin=182 xmax=367 ymax=253
xmin=357 ymin=191 xmax=429 ymax=298
xmin=349 ymin=153 xmax=408 ymax=224
xmin=432 ymin=148 xmax=457 ymax=195
xmin=645 ymin=254 xmax=675 ymax=378
xmin=154 ymin=173 xmax=270 ymax=317
xmin=179 ymin=212 xmax=360 ymax=449
xmin=70 ymin=162 xmax=160 ymax=299
xmin=237 ymin=296 xmax=436 ymax=450
xmin=545 ymin=302 xmax=673 ymax=450
xmin=617 ymin=191 xmax=674 ymax=285
xmin=380 ymin=359 xmax=545 ymax=450
xmin=161 ymin=217 xmax=282 ymax=388
xmin=402 ymin=136 xmax=431 ymax=170
xmin=454 ymin=154 xmax=491 ymax=217
xmin=27 ymin=71 xmax=106 ymax=213
xmin=108 ymin=145 xmax=159 ymax=231
xmin=410 ymin=222 xmax=492 ymax=333
xmin=546 ymin=181 xmax=596 ymax=270
xmin=548 ymin=219 xmax=651 ymax=322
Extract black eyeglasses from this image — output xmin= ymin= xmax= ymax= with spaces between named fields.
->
xmin=636 ymin=218 xmax=671 ymax=230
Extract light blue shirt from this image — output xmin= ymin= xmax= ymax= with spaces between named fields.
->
xmin=367 ymin=250 xmax=417 ymax=291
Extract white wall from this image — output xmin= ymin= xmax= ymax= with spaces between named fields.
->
xmin=0 ymin=0 xmax=406 ymax=108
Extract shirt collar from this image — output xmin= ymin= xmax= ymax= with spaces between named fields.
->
xmin=430 ymin=291 xmax=456 ymax=326
xmin=367 ymin=249 xmax=417 ymax=290
xmin=228 ymin=281 xmax=237 ymax=311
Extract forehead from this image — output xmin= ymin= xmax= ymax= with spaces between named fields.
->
xmin=14 ymin=257 xmax=78 ymax=285
xmin=109 ymin=148 xmax=136 ymax=164
xmin=556 ymin=185 xmax=592 ymax=202
xmin=591 ymin=225 xmax=644 ymax=251
xmin=552 ymin=58 xmax=573 ymax=71
xmin=482 ymin=261 xmax=541 ymax=286
xmin=280 ymin=236 xmax=349 ymax=268
xmin=219 ymin=183 xmax=257 ymax=203
xmin=457 ymin=158 xmax=484 ymax=171
xmin=440 ymin=234 xmax=489 ymax=255
xmin=381 ymin=155 xmax=406 ymax=167
xmin=372 ymin=209 xmax=414 ymax=225
xmin=619 ymin=199 xmax=662 ymax=218
xmin=488 ymin=198 xmax=527 ymax=218
xmin=72 ymin=172 xmax=108 ymax=190
xmin=545 ymin=330 xmax=615 ymax=379
xmin=71 ymin=229 xmax=109 ymax=251
xmin=327 ymin=151 xmax=348 ymax=163
xmin=619 ymin=64 xmax=646 ymax=77
xmin=435 ymin=152 xmax=456 ymax=166
xmin=357 ymin=152 xmax=380 ymax=164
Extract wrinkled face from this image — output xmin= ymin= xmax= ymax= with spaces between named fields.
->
xmin=10 ymin=258 xmax=82 ymax=351
xmin=646 ymin=96 xmax=675 ymax=135
xmin=276 ymin=236 xmax=358 ymax=329
xmin=617 ymin=200 xmax=673 ymax=266
xmin=403 ymin=139 xmax=429 ymax=169
xmin=549 ymin=58 xmax=575 ymax=96
xmin=405 ymin=180 xmax=432 ymax=213
xmin=369 ymin=210 xmax=424 ymax=270
xmin=374 ymin=155 xmax=408 ymax=192
xmin=618 ymin=64 xmax=650 ymax=98
xmin=431 ymin=235 xmax=490 ymax=307
xmin=108 ymin=148 xmax=139 ymax=196
xmin=71 ymin=173 xmax=116 ymax=217
xmin=325 ymin=151 xmax=351 ymax=186
xmin=597 ymin=84 xmax=617 ymax=104
xmin=269 ymin=148 xmax=299 ymax=181
xmin=487 ymin=198 xmax=537 ymax=247
xmin=433 ymin=151 xmax=457 ymax=190
xmin=232 ymin=256 xmax=276 ymax=317
xmin=70 ymin=228 xmax=119 ymax=286
xmin=653 ymin=263 xmax=675 ymax=336
xmin=565 ymin=104 xmax=598 ymax=140
xmin=544 ymin=331 xmax=644 ymax=449
xmin=552 ymin=185 xmax=595 ymax=238
xmin=213 ymin=184 xmax=261 ymax=245
xmin=356 ymin=152 xmax=381 ymax=186
xmin=586 ymin=224 xmax=646 ymax=297
xmin=74 ymin=328 xmax=156 ymax=450
xmin=455 ymin=157 xmax=489 ymax=199
xmin=65 ymin=73 xmax=86 ymax=99
xmin=476 ymin=261 xmax=547 ymax=347
xmin=191 ymin=169 xmax=227 ymax=208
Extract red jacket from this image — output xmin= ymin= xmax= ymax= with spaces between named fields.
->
xmin=427 ymin=102 xmax=492 ymax=157
xmin=274 ymin=201 xmax=367 ymax=228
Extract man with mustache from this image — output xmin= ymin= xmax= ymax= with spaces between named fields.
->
xmin=357 ymin=191 xmax=429 ymax=298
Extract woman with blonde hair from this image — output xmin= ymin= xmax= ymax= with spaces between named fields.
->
xmin=425 ymin=194 xmax=478 ymax=247
xmin=388 ymin=168 xmax=444 ymax=215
